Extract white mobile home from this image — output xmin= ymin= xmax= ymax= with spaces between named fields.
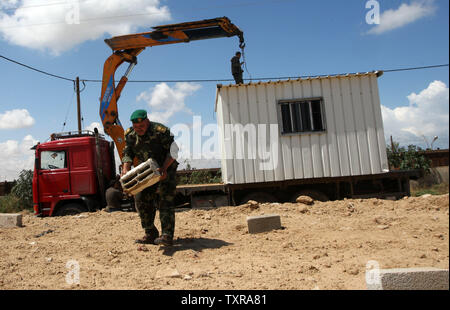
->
xmin=215 ymin=71 xmax=389 ymax=185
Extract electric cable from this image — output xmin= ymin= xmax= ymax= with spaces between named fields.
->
xmin=1 ymin=53 xmax=448 ymax=84
xmin=80 ymin=63 xmax=449 ymax=83
xmin=61 ymin=84 xmax=77 ymax=132
xmin=1 ymin=1 xmax=80 ymax=12
xmin=383 ymin=64 xmax=449 ymax=73
xmin=0 ymin=54 xmax=74 ymax=82
xmin=0 ymin=0 xmax=294 ymax=29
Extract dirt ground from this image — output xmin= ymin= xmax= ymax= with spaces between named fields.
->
xmin=0 ymin=194 xmax=448 ymax=290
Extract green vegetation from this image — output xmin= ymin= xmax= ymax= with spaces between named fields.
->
xmin=0 ymin=195 xmax=22 ymax=213
xmin=386 ymin=142 xmax=431 ymax=172
xmin=0 ymin=169 xmax=33 ymax=213
xmin=176 ymin=159 xmax=222 ymax=185
xmin=177 ymin=169 xmax=222 ymax=185
xmin=411 ymin=183 xmax=449 ymax=197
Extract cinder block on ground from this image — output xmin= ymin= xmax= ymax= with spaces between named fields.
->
xmin=0 ymin=213 xmax=23 ymax=228
xmin=366 ymin=267 xmax=449 ymax=290
xmin=247 ymin=214 xmax=281 ymax=234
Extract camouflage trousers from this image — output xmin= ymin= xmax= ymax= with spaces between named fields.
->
xmin=134 ymin=161 xmax=178 ymax=238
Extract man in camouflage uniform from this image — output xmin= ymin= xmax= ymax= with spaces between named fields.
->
xmin=121 ymin=109 xmax=178 ymax=246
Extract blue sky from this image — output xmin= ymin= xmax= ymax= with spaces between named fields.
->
xmin=0 ymin=0 xmax=448 ymax=180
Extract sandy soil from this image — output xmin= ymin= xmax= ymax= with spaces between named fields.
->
xmin=0 ymin=194 xmax=448 ymax=290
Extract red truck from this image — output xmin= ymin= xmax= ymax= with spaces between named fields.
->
xmin=32 ymin=130 xmax=117 ymax=216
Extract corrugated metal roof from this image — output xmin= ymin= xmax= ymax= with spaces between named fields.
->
xmin=215 ymin=70 xmax=383 ymax=111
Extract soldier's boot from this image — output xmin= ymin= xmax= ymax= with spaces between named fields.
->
xmin=135 ymin=228 xmax=159 ymax=244
xmin=154 ymin=234 xmax=173 ymax=246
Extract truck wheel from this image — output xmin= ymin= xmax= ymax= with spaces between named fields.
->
xmin=240 ymin=192 xmax=277 ymax=204
xmin=55 ymin=203 xmax=87 ymax=216
xmin=291 ymin=190 xmax=329 ymax=202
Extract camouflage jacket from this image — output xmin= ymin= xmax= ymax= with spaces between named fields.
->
xmin=122 ymin=121 xmax=175 ymax=167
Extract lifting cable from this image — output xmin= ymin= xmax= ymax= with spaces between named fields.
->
xmin=239 ymin=41 xmax=252 ymax=82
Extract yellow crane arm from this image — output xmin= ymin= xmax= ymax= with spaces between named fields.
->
xmin=99 ymin=17 xmax=244 ymax=160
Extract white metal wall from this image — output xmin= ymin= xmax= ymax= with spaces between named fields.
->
xmin=215 ymin=72 xmax=389 ymax=184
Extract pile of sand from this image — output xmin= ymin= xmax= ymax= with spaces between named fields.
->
xmin=0 ymin=194 xmax=448 ymax=289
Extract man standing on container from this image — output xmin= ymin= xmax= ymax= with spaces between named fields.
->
xmin=121 ymin=109 xmax=178 ymax=246
xmin=231 ymin=51 xmax=244 ymax=84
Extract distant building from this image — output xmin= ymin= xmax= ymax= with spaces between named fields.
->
xmin=421 ymin=149 xmax=449 ymax=168
xmin=0 ymin=181 xmax=16 ymax=196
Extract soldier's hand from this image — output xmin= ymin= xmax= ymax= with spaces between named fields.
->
xmin=121 ymin=162 xmax=132 ymax=177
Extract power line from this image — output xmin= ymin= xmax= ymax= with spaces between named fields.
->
xmin=383 ymin=64 xmax=449 ymax=73
xmin=80 ymin=78 xmax=235 ymax=83
xmin=0 ymin=10 xmax=170 ymax=29
xmin=0 ymin=0 xmax=294 ymax=29
xmin=1 ymin=52 xmax=448 ymax=84
xmin=1 ymin=0 xmax=293 ymax=13
xmin=0 ymin=1 xmax=73 ymax=12
xmin=61 ymin=88 xmax=77 ymax=132
xmin=0 ymin=54 xmax=74 ymax=82
xmin=80 ymin=63 xmax=449 ymax=83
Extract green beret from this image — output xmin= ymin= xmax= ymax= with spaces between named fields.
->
xmin=130 ymin=109 xmax=147 ymax=122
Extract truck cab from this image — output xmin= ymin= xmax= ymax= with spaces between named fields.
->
xmin=32 ymin=130 xmax=116 ymax=216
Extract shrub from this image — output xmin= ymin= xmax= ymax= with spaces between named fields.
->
xmin=411 ymin=183 xmax=449 ymax=197
xmin=177 ymin=170 xmax=222 ymax=185
xmin=0 ymin=194 xmax=22 ymax=213
xmin=0 ymin=169 xmax=34 ymax=213
xmin=386 ymin=142 xmax=431 ymax=172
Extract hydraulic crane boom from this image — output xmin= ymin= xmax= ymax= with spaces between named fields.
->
xmin=99 ymin=17 xmax=245 ymax=160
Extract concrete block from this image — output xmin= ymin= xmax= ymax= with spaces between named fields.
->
xmin=366 ymin=267 xmax=449 ymax=290
xmin=0 ymin=213 xmax=23 ymax=228
xmin=247 ymin=214 xmax=281 ymax=234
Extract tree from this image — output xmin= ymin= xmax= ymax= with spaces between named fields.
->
xmin=386 ymin=141 xmax=431 ymax=173
xmin=11 ymin=169 xmax=34 ymax=210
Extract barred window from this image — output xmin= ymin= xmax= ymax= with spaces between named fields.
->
xmin=278 ymin=98 xmax=325 ymax=134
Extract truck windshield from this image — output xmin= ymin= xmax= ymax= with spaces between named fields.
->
xmin=41 ymin=151 xmax=67 ymax=170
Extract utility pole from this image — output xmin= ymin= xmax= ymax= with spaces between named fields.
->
xmin=75 ymin=77 xmax=82 ymax=134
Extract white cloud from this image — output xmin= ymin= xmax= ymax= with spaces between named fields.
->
xmin=0 ymin=0 xmax=19 ymax=9
xmin=368 ymin=0 xmax=435 ymax=35
xmin=382 ymin=80 xmax=449 ymax=148
xmin=0 ymin=0 xmax=171 ymax=55
xmin=0 ymin=109 xmax=35 ymax=129
xmin=84 ymin=121 xmax=104 ymax=135
xmin=0 ymin=135 xmax=38 ymax=181
xmin=136 ymin=82 xmax=201 ymax=124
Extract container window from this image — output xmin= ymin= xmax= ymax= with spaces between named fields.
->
xmin=278 ymin=98 xmax=325 ymax=134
